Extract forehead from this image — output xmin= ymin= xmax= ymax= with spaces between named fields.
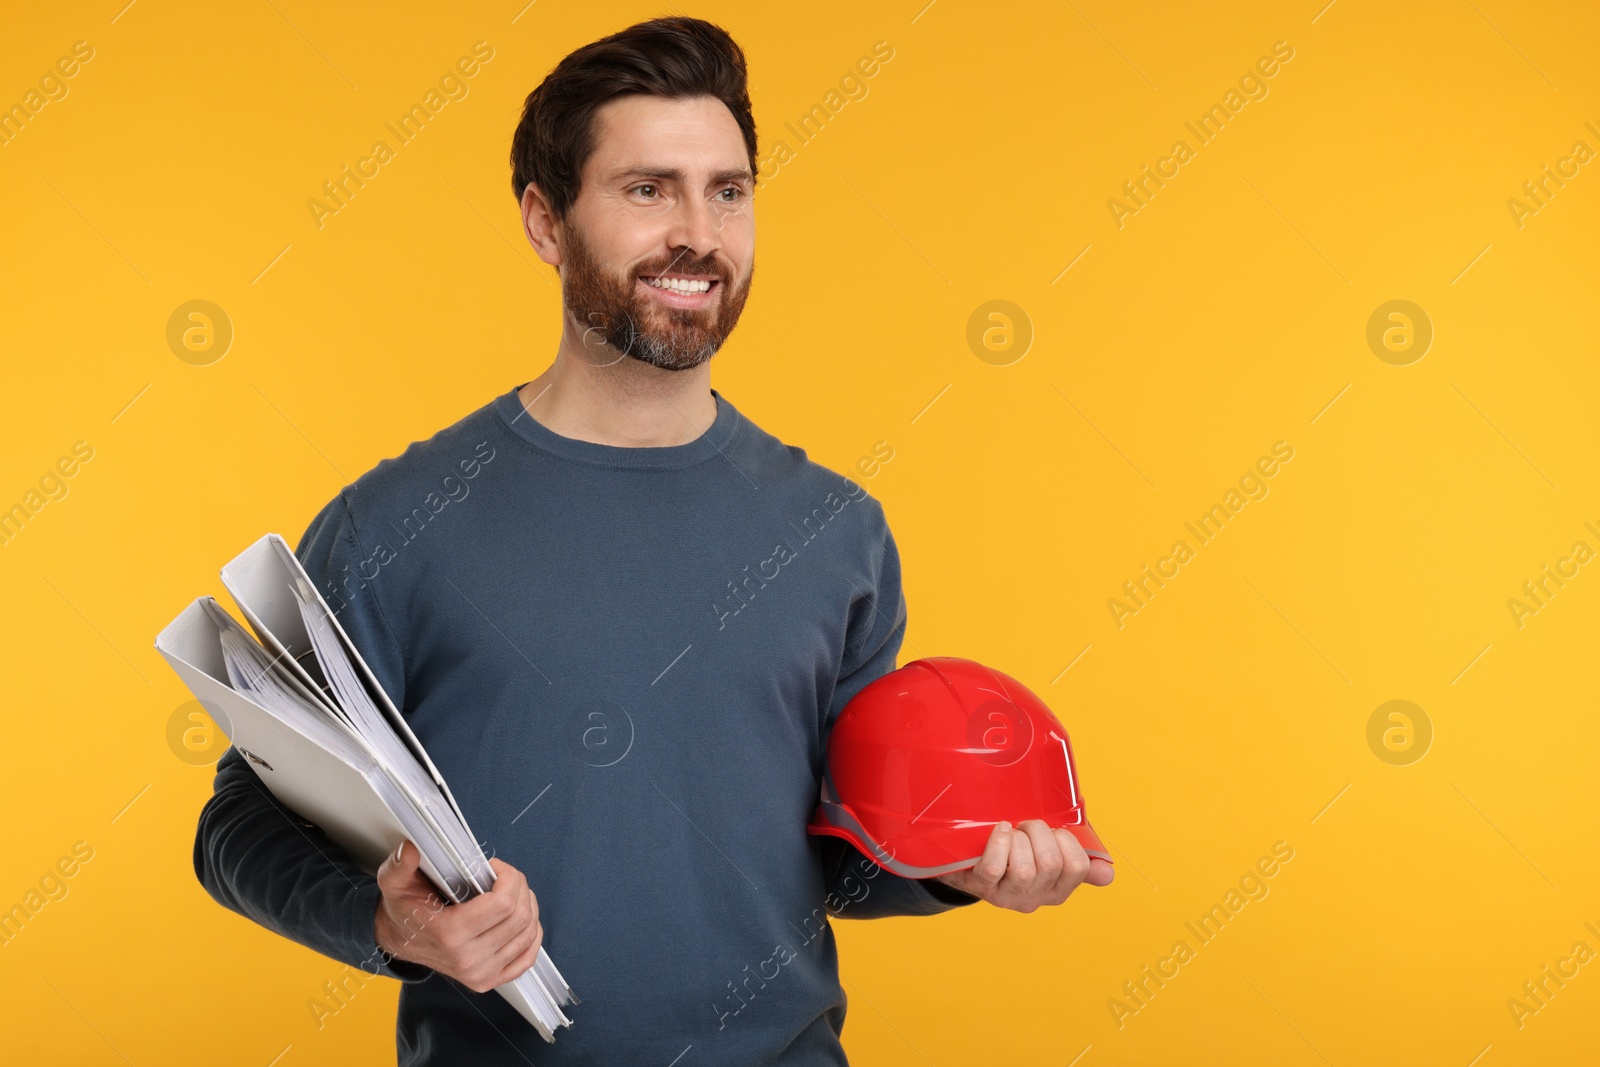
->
xmin=585 ymin=94 xmax=750 ymax=182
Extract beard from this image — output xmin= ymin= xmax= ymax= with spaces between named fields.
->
xmin=558 ymin=220 xmax=753 ymax=372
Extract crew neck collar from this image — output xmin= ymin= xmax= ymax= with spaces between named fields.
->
xmin=494 ymin=383 xmax=741 ymax=471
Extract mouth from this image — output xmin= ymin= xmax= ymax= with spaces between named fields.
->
xmin=637 ymin=274 xmax=720 ymax=310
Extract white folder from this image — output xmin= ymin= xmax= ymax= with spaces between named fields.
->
xmin=156 ymin=597 xmax=475 ymax=898
xmin=219 ymin=537 xmax=490 ymax=901
xmin=156 ymin=534 xmax=577 ymax=1042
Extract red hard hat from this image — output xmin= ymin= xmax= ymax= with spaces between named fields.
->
xmin=807 ymin=656 xmax=1111 ymax=878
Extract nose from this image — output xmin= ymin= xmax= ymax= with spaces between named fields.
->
xmin=663 ymin=193 xmax=723 ymax=267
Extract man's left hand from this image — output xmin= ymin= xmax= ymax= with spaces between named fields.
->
xmin=935 ymin=819 xmax=1114 ymax=913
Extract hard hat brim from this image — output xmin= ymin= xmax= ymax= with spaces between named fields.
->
xmin=808 ymin=799 xmax=1114 ymax=879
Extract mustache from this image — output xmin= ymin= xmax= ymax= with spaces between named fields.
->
xmin=635 ymin=250 xmax=727 ymax=281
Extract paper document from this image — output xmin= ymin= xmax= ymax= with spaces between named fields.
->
xmin=156 ymin=534 xmax=577 ymax=1042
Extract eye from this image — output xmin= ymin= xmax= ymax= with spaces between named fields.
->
xmin=716 ymin=186 xmax=745 ymax=203
xmin=631 ymin=183 xmax=659 ymax=199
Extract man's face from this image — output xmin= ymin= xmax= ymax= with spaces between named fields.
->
xmin=554 ymin=94 xmax=755 ymax=372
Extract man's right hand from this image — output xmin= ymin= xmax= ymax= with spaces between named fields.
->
xmin=374 ymin=839 xmax=544 ymax=993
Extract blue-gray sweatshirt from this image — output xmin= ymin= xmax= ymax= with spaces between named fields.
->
xmin=192 ymin=384 xmax=980 ymax=1065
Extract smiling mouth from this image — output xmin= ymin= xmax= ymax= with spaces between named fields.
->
xmin=637 ymin=275 xmax=721 ymax=307
xmin=639 ymin=275 xmax=720 ymax=293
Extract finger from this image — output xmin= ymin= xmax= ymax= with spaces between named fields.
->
xmin=493 ymin=917 xmax=545 ymax=989
xmin=378 ymin=840 xmax=446 ymax=909
xmin=478 ymin=882 xmax=537 ymax=954
xmin=1049 ymin=828 xmax=1093 ymax=895
xmin=484 ymin=859 xmax=538 ymax=909
xmin=1000 ymin=822 xmax=1036 ymax=892
xmin=1085 ymin=857 xmax=1115 ymax=887
xmin=377 ymin=839 xmax=417 ymax=885
xmin=488 ymin=910 xmax=543 ymax=983
xmin=485 ymin=861 xmax=528 ymax=899
xmin=968 ymin=821 xmax=1013 ymax=893
xmin=1020 ymin=821 xmax=1063 ymax=893
xmin=471 ymin=886 xmax=539 ymax=988
xmin=444 ymin=865 xmax=529 ymax=942
xmin=481 ymin=898 xmax=538 ymax=976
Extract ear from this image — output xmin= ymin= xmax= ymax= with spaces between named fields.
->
xmin=520 ymin=182 xmax=562 ymax=268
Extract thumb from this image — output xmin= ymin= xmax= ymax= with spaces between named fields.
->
xmin=378 ymin=838 xmax=422 ymax=891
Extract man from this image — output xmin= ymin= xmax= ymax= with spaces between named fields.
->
xmin=193 ymin=16 xmax=1111 ymax=1064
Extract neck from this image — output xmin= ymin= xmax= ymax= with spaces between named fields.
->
xmin=517 ymin=322 xmax=717 ymax=447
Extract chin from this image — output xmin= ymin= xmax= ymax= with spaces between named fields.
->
xmin=630 ymin=349 xmax=717 ymax=372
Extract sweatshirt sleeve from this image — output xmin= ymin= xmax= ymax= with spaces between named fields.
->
xmin=819 ymin=501 xmax=981 ymax=918
xmin=190 ymin=491 xmax=434 ymax=983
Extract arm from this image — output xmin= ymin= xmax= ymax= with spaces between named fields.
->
xmin=191 ymin=492 xmax=433 ymax=982
xmin=819 ymin=502 xmax=981 ymax=919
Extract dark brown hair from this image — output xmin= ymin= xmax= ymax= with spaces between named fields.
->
xmin=509 ymin=16 xmax=758 ymax=221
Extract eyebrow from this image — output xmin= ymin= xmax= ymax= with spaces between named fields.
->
xmin=611 ymin=166 xmax=753 ymax=186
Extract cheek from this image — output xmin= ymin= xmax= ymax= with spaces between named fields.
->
xmin=584 ymin=207 xmax=656 ymax=269
xmin=726 ymin=228 xmax=756 ymax=283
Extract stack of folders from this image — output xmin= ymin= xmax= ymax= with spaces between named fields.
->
xmin=155 ymin=533 xmax=577 ymax=1042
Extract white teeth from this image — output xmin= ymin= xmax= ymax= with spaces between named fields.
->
xmin=644 ymin=276 xmax=711 ymax=293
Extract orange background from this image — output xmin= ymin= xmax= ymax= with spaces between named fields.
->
xmin=2 ymin=1 xmax=1597 ymax=1063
